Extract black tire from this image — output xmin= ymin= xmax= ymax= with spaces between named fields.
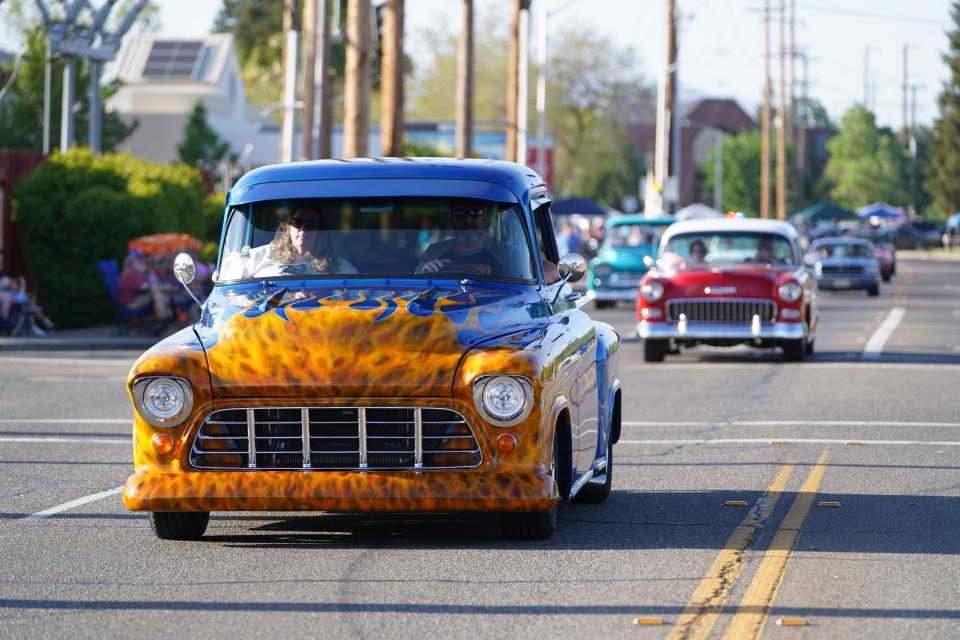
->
xmin=782 ymin=338 xmax=806 ymax=362
xmin=149 ymin=511 xmax=210 ymax=540
xmin=805 ymin=337 xmax=815 ymax=356
xmin=881 ymin=272 xmax=891 ymax=282
xmin=594 ymin=300 xmax=615 ymax=310
xmin=643 ymin=339 xmax=667 ymax=362
xmin=867 ymin=285 xmax=880 ymax=297
xmin=500 ymin=432 xmax=563 ymax=540
xmin=576 ymin=433 xmax=613 ymax=504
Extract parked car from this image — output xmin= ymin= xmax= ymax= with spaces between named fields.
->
xmin=891 ymin=221 xmax=943 ymax=250
xmin=588 ymin=215 xmax=674 ymax=309
xmin=123 ymin=159 xmax=623 ymax=541
xmin=636 ymin=219 xmax=818 ymax=362
xmin=806 ymin=237 xmax=881 ymax=296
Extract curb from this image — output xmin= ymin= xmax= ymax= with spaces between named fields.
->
xmin=897 ymin=250 xmax=960 ymax=262
xmin=0 ymin=337 xmax=156 ymax=352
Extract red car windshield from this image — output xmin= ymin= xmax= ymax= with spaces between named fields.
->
xmin=664 ymin=232 xmax=798 ymax=266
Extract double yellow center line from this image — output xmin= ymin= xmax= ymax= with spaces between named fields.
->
xmin=668 ymin=450 xmax=830 ymax=640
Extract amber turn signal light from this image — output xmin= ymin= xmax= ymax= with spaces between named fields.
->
xmin=496 ymin=433 xmax=518 ymax=454
xmin=152 ymin=433 xmax=175 ymax=455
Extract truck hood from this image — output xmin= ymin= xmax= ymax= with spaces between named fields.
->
xmin=196 ymin=281 xmax=543 ymax=398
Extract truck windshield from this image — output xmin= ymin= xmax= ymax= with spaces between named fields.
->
xmin=218 ymin=197 xmax=536 ymax=282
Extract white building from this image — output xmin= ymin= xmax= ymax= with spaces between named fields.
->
xmin=109 ymin=34 xmax=279 ymax=165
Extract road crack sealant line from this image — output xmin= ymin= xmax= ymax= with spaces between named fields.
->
xmin=666 ymin=461 xmax=795 ymax=640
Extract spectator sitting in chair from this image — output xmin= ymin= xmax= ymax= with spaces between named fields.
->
xmin=117 ymin=249 xmax=173 ymax=324
xmin=0 ymin=270 xmax=51 ymax=336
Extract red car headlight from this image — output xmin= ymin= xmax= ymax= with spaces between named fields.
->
xmin=777 ymin=282 xmax=802 ymax=303
xmin=640 ymin=281 xmax=664 ymax=302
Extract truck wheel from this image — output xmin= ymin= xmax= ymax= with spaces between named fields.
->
xmin=149 ymin=511 xmax=210 ymax=540
xmin=643 ymin=339 xmax=667 ymax=362
xmin=867 ymin=285 xmax=880 ymax=297
xmin=576 ymin=430 xmax=613 ymax=504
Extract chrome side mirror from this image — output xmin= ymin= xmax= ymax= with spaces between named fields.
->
xmin=558 ymin=253 xmax=587 ymax=284
xmin=173 ymin=252 xmax=197 ymax=285
xmin=173 ymin=252 xmax=203 ymax=310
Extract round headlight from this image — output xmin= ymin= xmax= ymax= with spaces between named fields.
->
xmin=640 ymin=281 xmax=664 ymax=302
xmin=133 ymin=377 xmax=193 ymax=427
xmin=482 ymin=377 xmax=526 ymax=420
xmin=594 ymin=264 xmax=612 ymax=277
xmin=777 ymin=282 xmax=802 ymax=302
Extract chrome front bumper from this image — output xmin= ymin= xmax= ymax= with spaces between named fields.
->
xmin=637 ymin=320 xmax=806 ymax=341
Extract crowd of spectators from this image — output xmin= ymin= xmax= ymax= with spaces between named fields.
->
xmin=555 ymin=216 xmax=606 ymax=261
xmin=116 ymin=248 xmax=211 ymax=330
xmin=0 ymin=269 xmax=53 ymax=337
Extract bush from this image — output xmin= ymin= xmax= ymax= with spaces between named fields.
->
xmin=13 ymin=149 xmax=217 ymax=328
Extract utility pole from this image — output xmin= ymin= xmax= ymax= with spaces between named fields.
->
xmin=279 ymin=0 xmax=299 ymax=162
xmin=776 ymin=0 xmax=787 ymax=220
xmin=760 ymin=0 xmax=771 ymax=219
xmin=796 ymin=53 xmax=808 ymax=176
xmin=787 ymin=0 xmax=795 ymax=143
xmin=319 ymin=0 xmax=333 ymax=158
xmin=535 ymin=4 xmax=548 ymax=181
xmin=506 ymin=1 xmax=529 ymax=162
xmin=516 ymin=2 xmax=530 ymax=164
xmin=901 ymin=44 xmax=909 ymax=144
xmin=380 ymin=0 xmax=404 ymax=157
xmin=300 ymin=0 xmax=317 ymax=160
xmin=666 ymin=0 xmax=677 ymax=203
xmin=863 ymin=46 xmax=870 ymax=109
xmin=343 ymin=0 xmax=371 ymax=158
xmin=455 ymin=0 xmax=473 ymax=158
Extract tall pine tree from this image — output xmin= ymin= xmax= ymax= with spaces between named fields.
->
xmin=926 ymin=0 xmax=960 ymax=218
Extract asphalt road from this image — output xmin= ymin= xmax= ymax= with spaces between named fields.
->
xmin=1 ymin=257 xmax=958 ymax=639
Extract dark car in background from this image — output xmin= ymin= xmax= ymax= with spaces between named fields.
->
xmin=891 ymin=221 xmax=943 ymax=250
xmin=849 ymin=227 xmax=896 ymax=281
xmin=806 ymin=237 xmax=881 ymax=296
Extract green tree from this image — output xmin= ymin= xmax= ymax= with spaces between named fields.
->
xmin=926 ymin=0 xmax=960 ymax=219
xmin=177 ymin=101 xmax=232 ymax=166
xmin=822 ymin=105 xmax=911 ymax=210
xmin=702 ymin=130 xmax=763 ymax=217
xmin=0 ymin=26 xmax=137 ymax=152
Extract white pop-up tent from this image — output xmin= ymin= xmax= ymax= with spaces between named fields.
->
xmin=675 ymin=203 xmax=725 ymax=220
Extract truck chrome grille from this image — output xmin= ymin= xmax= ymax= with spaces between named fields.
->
xmin=190 ymin=407 xmax=482 ymax=470
xmin=667 ymin=299 xmax=776 ymax=323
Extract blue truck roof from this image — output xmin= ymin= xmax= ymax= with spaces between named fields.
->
xmin=228 ymin=158 xmax=546 ymax=206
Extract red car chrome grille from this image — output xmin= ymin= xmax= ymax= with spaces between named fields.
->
xmin=190 ymin=407 xmax=482 ymax=470
xmin=666 ymin=299 xmax=776 ymax=323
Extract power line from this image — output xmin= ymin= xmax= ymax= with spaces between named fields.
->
xmin=797 ymin=3 xmax=943 ymax=26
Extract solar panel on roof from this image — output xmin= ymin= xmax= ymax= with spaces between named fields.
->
xmin=142 ymin=40 xmax=204 ymax=79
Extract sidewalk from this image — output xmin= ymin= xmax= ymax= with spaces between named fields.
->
xmin=0 ymin=325 xmax=161 ymax=352
xmin=897 ymin=249 xmax=960 ymax=262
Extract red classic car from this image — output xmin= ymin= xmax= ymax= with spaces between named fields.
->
xmin=636 ymin=219 xmax=818 ymax=362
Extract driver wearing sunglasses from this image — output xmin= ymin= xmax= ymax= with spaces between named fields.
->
xmin=416 ymin=201 xmax=506 ymax=277
xmin=240 ymin=203 xmax=358 ymax=278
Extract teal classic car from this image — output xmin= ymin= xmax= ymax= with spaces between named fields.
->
xmin=588 ymin=216 xmax=675 ymax=309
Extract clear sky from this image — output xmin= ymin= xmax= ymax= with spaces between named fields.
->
xmin=3 ymin=0 xmax=952 ymax=130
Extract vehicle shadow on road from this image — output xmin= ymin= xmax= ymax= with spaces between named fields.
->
xmin=191 ymin=487 xmax=960 ymax=553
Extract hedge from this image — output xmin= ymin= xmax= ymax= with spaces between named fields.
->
xmin=13 ymin=149 xmax=225 ymax=328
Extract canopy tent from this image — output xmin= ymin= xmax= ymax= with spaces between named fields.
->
xmin=128 ymin=233 xmax=203 ymax=258
xmin=790 ymin=202 xmax=858 ymax=226
xmin=675 ymin=203 xmax=724 ymax=220
xmin=858 ymin=203 xmax=908 ymax=223
xmin=551 ymin=197 xmax=608 ymax=216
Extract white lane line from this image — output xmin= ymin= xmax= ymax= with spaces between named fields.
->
xmin=863 ymin=306 xmax=906 ymax=358
xmin=619 ymin=439 xmax=960 ymax=447
xmin=0 ymin=437 xmax=129 ymax=444
xmin=623 ymin=420 xmax=960 ymax=428
xmin=623 ymin=362 xmax=958 ymax=371
xmin=22 ymin=486 xmax=125 ymax=520
xmin=0 ymin=356 xmax=132 ymax=366
xmin=0 ymin=418 xmax=130 ymax=424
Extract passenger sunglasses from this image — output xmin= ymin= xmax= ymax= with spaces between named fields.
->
xmin=289 ymin=217 xmax=323 ymax=230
